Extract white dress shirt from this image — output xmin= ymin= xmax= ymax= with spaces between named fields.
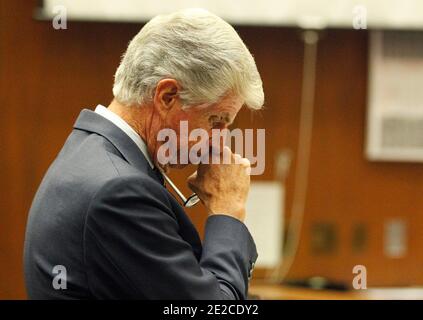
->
xmin=94 ymin=104 xmax=154 ymax=169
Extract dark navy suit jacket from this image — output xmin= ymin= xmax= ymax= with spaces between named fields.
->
xmin=24 ymin=109 xmax=258 ymax=299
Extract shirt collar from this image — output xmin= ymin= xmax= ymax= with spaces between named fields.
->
xmin=94 ymin=104 xmax=155 ymax=169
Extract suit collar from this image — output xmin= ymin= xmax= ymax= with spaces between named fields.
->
xmin=94 ymin=105 xmax=155 ymax=169
xmin=73 ymin=109 xmax=164 ymax=185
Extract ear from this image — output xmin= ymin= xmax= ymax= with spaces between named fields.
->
xmin=153 ymin=79 xmax=181 ymax=118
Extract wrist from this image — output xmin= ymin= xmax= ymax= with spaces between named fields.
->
xmin=208 ymin=206 xmax=246 ymax=222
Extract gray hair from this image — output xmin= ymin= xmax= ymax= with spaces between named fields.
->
xmin=112 ymin=8 xmax=264 ymax=110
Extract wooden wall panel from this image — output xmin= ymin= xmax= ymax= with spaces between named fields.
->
xmin=1 ymin=1 xmax=423 ymax=299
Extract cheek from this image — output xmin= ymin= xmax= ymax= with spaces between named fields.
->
xmin=168 ymin=109 xmax=211 ymax=149
xmin=167 ymin=114 xmax=188 ymax=143
xmin=168 ymin=111 xmax=188 ymax=129
xmin=168 ymin=115 xmax=196 ymax=150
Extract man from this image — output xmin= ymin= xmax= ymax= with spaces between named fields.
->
xmin=24 ymin=8 xmax=264 ymax=299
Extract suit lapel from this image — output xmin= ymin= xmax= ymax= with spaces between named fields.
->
xmin=73 ymin=109 xmax=201 ymax=256
xmin=73 ymin=109 xmax=164 ymax=185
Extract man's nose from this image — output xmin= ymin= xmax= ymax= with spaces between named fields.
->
xmin=208 ymin=130 xmax=228 ymax=153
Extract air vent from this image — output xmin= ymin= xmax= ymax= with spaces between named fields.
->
xmin=366 ymin=31 xmax=423 ymax=162
xmin=382 ymin=31 xmax=423 ymax=59
xmin=381 ymin=117 xmax=423 ymax=149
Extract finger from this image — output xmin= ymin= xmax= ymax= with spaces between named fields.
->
xmin=233 ymin=153 xmax=242 ymax=164
xmin=244 ymin=166 xmax=251 ymax=176
xmin=187 ymin=171 xmax=198 ymax=184
xmin=239 ymin=157 xmax=251 ymax=167
xmin=199 ymin=144 xmax=221 ymax=164
xmin=210 ymin=130 xmax=228 ymax=154
xmin=221 ymin=146 xmax=232 ymax=164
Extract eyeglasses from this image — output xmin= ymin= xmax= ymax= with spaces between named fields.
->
xmin=158 ymin=168 xmax=201 ymax=208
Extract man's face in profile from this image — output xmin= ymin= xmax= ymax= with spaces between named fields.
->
xmin=158 ymin=93 xmax=244 ymax=169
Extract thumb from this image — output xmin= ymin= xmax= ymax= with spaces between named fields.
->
xmin=187 ymin=171 xmax=198 ymax=189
